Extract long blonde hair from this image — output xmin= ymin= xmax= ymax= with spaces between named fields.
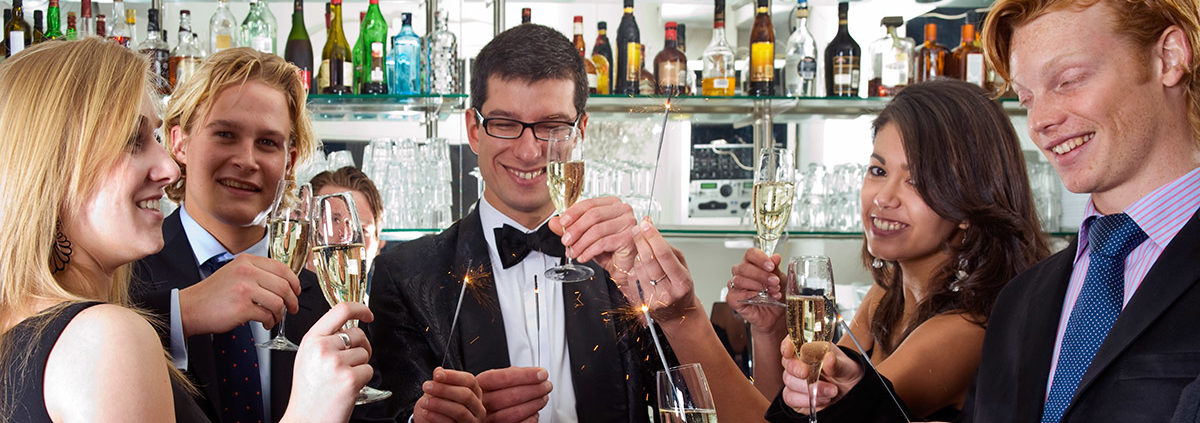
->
xmin=164 ymin=47 xmax=318 ymax=202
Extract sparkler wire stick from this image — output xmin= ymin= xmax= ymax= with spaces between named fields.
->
xmin=440 ymin=277 xmax=470 ymax=369
xmin=828 ymin=297 xmax=912 ymax=423
xmin=635 ymin=282 xmax=684 ymax=416
xmin=534 ymin=275 xmax=541 ymax=369
xmin=643 ymin=90 xmax=676 ymax=219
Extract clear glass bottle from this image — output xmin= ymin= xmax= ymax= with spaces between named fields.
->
xmin=242 ymin=0 xmax=273 ymax=54
xmin=867 ymin=16 xmax=913 ymax=97
xmin=783 ymin=0 xmax=818 ymax=97
xmin=573 ymin=16 xmax=598 ymax=94
xmin=78 ymin=0 xmax=93 ymax=37
xmin=388 ymin=12 xmax=420 ymax=95
xmin=701 ymin=0 xmax=734 ymax=96
xmin=422 ymin=9 xmax=458 ymax=94
xmin=139 ymin=9 xmax=170 ymax=94
xmin=107 ymin=2 xmax=132 ymax=47
xmin=170 ymin=10 xmax=204 ymax=90
xmin=210 ymin=0 xmax=238 ymax=54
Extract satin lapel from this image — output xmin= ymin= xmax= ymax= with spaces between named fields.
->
xmin=1069 ymin=212 xmax=1200 ymax=414
xmin=1015 ymin=245 xmax=1077 ymax=422
xmin=454 ymin=207 xmax=512 ymax=374
xmin=563 ymin=261 xmax=629 ymax=422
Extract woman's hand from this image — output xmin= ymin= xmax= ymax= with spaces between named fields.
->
xmin=621 ymin=217 xmax=700 ymax=323
xmin=779 ymin=336 xmax=864 ymax=415
xmin=283 ymin=302 xmax=376 ymax=423
xmin=727 ymin=248 xmax=786 ymax=332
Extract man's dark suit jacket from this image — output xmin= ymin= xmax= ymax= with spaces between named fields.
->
xmin=368 ymin=207 xmax=663 ymax=422
xmin=131 ymin=209 xmax=330 ymax=423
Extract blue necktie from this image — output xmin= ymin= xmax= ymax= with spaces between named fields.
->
xmin=202 ymin=255 xmax=266 ymax=423
xmin=1041 ymin=213 xmax=1147 ymax=423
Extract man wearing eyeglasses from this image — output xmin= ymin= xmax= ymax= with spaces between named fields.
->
xmin=368 ymin=24 xmax=658 ymax=423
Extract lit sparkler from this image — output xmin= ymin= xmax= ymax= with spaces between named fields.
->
xmin=441 ymin=275 xmax=470 ymax=369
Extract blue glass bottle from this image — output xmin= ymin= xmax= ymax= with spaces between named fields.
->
xmin=388 ymin=12 xmax=420 ymax=95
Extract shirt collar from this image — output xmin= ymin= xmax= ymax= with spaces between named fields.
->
xmin=478 ymin=196 xmax=553 ymax=234
xmin=179 ymin=203 xmax=270 ymax=266
xmin=1075 ymin=166 xmax=1200 ymax=261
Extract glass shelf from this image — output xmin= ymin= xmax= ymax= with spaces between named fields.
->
xmin=306 ymin=93 xmax=467 ymax=121
xmin=383 ymin=226 xmax=1075 ymax=241
xmin=586 ymin=94 xmax=1026 ymax=123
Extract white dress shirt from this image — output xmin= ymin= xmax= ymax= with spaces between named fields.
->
xmin=478 ymin=198 xmax=578 ymax=423
xmin=170 ymin=204 xmax=275 ymax=418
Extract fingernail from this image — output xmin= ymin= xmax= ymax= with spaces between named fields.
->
xmin=640 ymin=220 xmax=651 ymax=231
xmin=631 ymin=225 xmax=641 ymax=236
xmin=537 ymin=369 xmax=549 ymax=380
xmin=768 ymin=276 xmax=779 ymax=285
xmin=824 ymin=386 xmax=837 ymax=397
xmin=764 ymin=261 xmax=775 ymax=271
xmin=560 ymin=214 xmax=572 ymax=226
xmin=562 ymin=232 xmax=572 ymax=243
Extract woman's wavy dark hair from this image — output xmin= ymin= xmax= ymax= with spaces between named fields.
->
xmin=866 ymin=79 xmax=1050 ymax=353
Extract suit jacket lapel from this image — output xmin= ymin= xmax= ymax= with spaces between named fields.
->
xmin=1069 ymin=212 xmax=1200 ymax=414
xmin=562 ymin=261 xmax=629 ymax=422
xmin=454 ymin=207 xmax=512 ymax=374
xmin=1016 ymin=244 xmax=1077 ymax=422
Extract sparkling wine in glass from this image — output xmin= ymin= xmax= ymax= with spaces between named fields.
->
xmin=743 ymin=147 xmax=795 ymax=306
xmin=545 ymin=125 xmax=594 ymax=283
xmin=258 ymin=180 xmax=312 ymax=351
xmin=656 ymin=363 xmax=718 ymax=423
xmin=785 ymin=255 xmax=837 ymax=423
xmin=312 ymin=192 xmax=391 ymax=405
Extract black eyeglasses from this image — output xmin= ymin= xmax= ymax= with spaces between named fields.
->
xmin=472 ymin=109 xmax=581 ymax=141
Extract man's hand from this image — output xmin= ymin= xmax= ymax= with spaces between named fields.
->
xmin=779 ymin=338 xmax=863 ymax=414
xmin=178 ymin=254 xmax=301 ymax=336
xmin=476 ymin=367 xmax=552 ymax=423
xmin=727 ymin=248 xmax=786 ymax=333
xmin=548 ymin=196 xmax=637 ymax=283
xmin=413 ymin=367 xmax=486 ymax=423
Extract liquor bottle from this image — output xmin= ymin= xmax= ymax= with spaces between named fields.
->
xmin=242 ymin=0 xmax=273 ymax=53
xmin=44 ymin=0 xmax=63 ymax=41
xmin=521 ymin=8 xmax=530 ymax=24
xmin=358 ymin=0 xmax=387 ymax=94
xmin=352 ymin=11 xmax=364 ymax=92
xmin=79 ymin=0 xmax=93 ymax=37
xmin=107 ymin=2 xmax=132 ymax=47
xmin=284 ymin=0 xmax=314 ymax=92
xmin=823 ymin=1 xmax=860 ymax=97
xmin=4 ymin=0 xmax=31 ymax=57
xmin=654 ymin=21 xmax=687 ymax=96
xmin=867 ymin=16 xmax=913 ymax=97
xmin=95 ymin=14 xmax=105 ymax=38
xmin=387 ymin=12 xmax=420 ymax=95
xmin=573 ymin=16 xmax=598 ymax=94
xmin=701 ymin=0 xmax=734 ymax=96
xmin=320 ymin=0 xmax=352 ymax=94
xmin=676 ymin=23 xmax=686 ymax=53
xmin=260 ymin=0 xmax=278 ymax=50
xmin=614 ymin=0 xmax=640 ymax=95
xmin=783 ymin=0 xmax=818 ymax=97
xmin=65 ymin=11 xmax=76 ymax=40
xmin=423 ymin=9 xmax=458 ymax=94
xmin=139 ymin=9 xmax=170 ymax=94
xmin=592 ymin=21 xmax=613 ymax=93
xmin=952 ymin=22 xmax=986 ymax=88
xmin=638 ymin=44 xmax=654 ymax=95
xmin=32 ymin=10 xmax=44 ymax=44
xmin=914 ymin=23 xmax=949 ymax=83
xmin=747 ymin=0 xmax=774 ymax=96
xmin=170 ymin=10 xmax=203 ymax=90
xmin=210 ymin=0 xmax=238 ymax=54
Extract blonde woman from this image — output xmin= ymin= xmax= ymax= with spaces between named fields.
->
xmin=0 ymin=39 xmax=373 ymax=422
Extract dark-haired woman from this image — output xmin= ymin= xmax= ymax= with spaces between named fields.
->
xmin=760 ymin=79 xmax=1050 ymax=421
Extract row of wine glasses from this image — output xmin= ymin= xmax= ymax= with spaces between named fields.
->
xmin=258 ymin=180 xmax=392 ymax=404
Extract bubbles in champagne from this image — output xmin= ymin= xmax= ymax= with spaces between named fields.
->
xmin=548 ymin=160 xmax=585 ymax=212
xmin=268 ymin=217 xmax=312 ymax=275
xmin=312 ymin=243 xmax=366 ymax=313
xmin=754 ymin=181 xmax=795 ymax=253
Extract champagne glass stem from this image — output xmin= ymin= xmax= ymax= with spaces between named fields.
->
xmin=808 ymin=378 xmax=818 ymax=423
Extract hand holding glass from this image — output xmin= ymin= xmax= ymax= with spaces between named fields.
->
xmin=785 ymin=256 xmax=837 ymax=423
xmin=258 ymin=180 xmax=313 ymax=351
xmin=312 ymin=192 xmax=391 ymax=405
xmin=743 ymin=147 xmax=795 ymax=306
xmin=545 ymin=125 xmax=594 ymax=283
xmin=657 ymin=363 xmax=718 ymax=423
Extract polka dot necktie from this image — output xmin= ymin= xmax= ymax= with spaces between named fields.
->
xmin=1041 ymin=213 xmax=1147 ymax=423
xmin=202 ymin=255 xmax=265 ymax=423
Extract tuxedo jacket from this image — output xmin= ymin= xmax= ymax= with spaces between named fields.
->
xmin=962 ymin=210 xmax=1200 ymax=422
xmin=368 ymin=207 xmax=664 ymax=422
xmin=131 ymin=209 xmax=330 ymax=423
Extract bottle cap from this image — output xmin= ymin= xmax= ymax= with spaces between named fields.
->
xmin=574 ymin=15 xmax=582 ymax=23
xmin=598 ymin=21 xmax=606 ymax=30
xmin=880 ymin=16 xmax=903 ymax=27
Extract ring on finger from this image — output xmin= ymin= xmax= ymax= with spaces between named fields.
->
xmin=648 ymin=277 xmax=666 ymax=286
xmin=727 ymin=280 xmax=735 ymax=289
xmin=337 ymin=332 xmax=352 ymax=349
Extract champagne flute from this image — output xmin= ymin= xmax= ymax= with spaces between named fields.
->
xmin=656 ymin=363 xmax=718 ymax=423
xmin=312 ymin=192 xmax=392 ymax=405
xmin=257 ymin=180 xmax=312 ymax=351
xmin=785 ymin=256 xmax=837 ymax=423
xmin=544 ymin=125 xmax=594 ymax=283
xmin=742 ymin=147 xmax=795 ymax=306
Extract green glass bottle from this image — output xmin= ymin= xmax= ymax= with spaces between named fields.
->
xmin=65 ymin=11 xmax=76 ymax=40
xmin=3 ymin=0 xmax=32 ymax=57
xmin=351 ymin=11 xmax=363 ymax=93
xmin=284 ymin=0 xmax=314 ymax=92
xmin=358 ymin=0 xmax=387 ymax=94
xmin=44 ymin=0 xmax=63 ymax=40
xmin=320 ymin=0 xmax=352 ymax=94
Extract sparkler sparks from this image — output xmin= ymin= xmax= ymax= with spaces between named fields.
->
xmin=441 ymin=275 xmax=470 ymax=369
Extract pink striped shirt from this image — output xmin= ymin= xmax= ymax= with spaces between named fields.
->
xmin=1045 ymin=166 xmax=1200 ymax=395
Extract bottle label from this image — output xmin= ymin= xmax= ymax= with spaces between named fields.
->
xmin=799 ymin=57 xmax=817 ymax=80
xmin=298 ymin=69 xmax=312 ymax=92
xmin=881 ymin=52 xmax=908 ymax=87
xmin=370 ymin=42 xmax=385 ymax=83
xmin=966 ymin=53 xmax=984 ymax=85
xmin=215 ymin=34 xmax=232 ymax=50
xmin=318 ymin=59 xmax=331 ymax=91
xmin=832 ymin=55 xmax=860 ymax=96
xmin=702 ymin=77 xmax=735 ymax=96
xmin=626 ymin=42 xmax=641 ymax=82
xmin=658 ymin=61 xmax=683 ymax=86
xmin=251 ymin=35 xmax=272 ymax=54
xmin=587 ymin=73 xmax=598 ymax=89
xmin=8 ymin=31 xmax=23 ymax=55
xmin=750 ymin=42 xmax=773 ymax=82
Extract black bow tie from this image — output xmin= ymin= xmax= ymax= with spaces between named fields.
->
xmin=494 ymin=224 xmax=565 ymax=269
